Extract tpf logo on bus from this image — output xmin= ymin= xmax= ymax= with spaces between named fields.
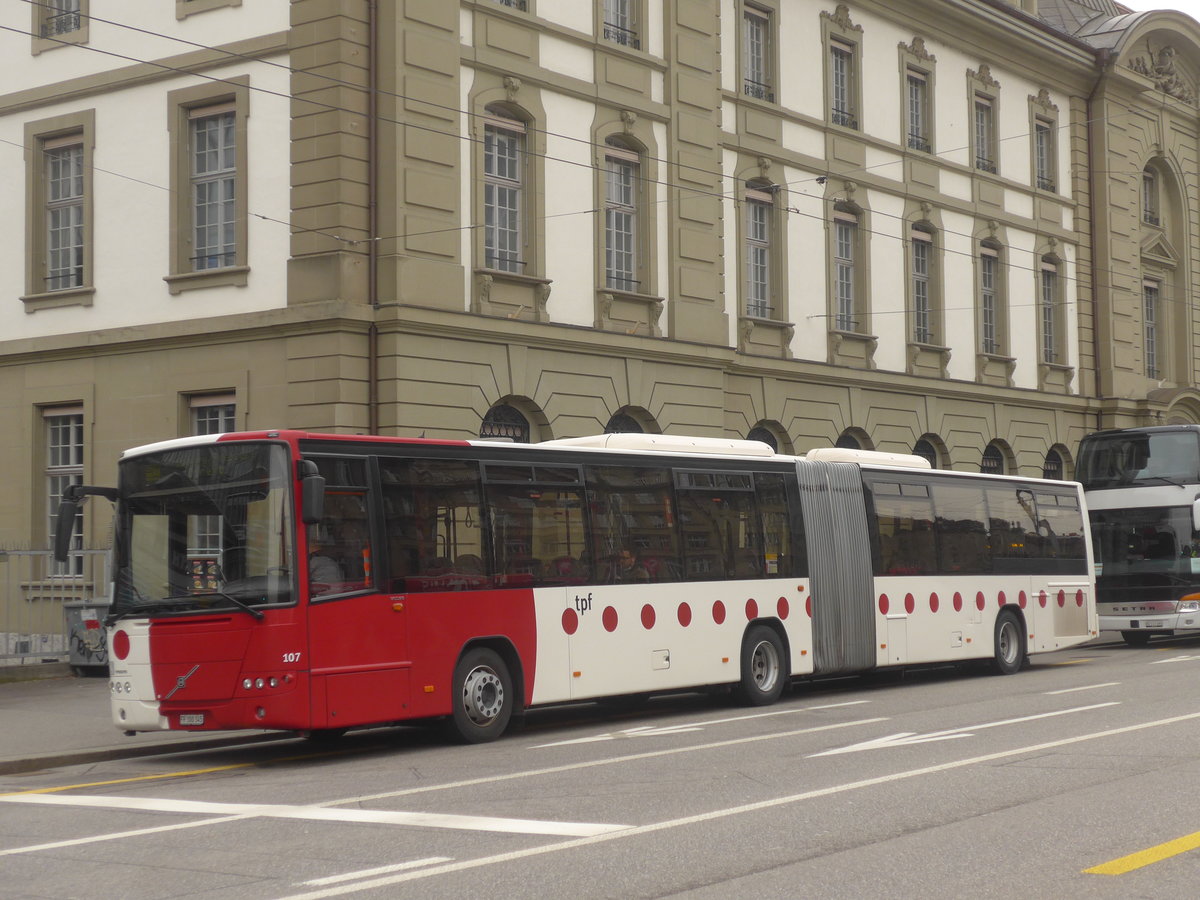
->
xmin=573 ymin=592 xmax=594 ymax=613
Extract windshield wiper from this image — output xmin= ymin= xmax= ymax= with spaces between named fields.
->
xmin=1139 ymin=475 xmax=1186 ymax=488
xmin=194 ymin=590 xmax=266 ymax=620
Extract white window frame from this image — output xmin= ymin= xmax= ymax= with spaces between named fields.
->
xmin=1144 ymin=280 xmax=1160 ymax=379
xmin=974 ymin=94 xmax=996 ymax=173
xmin=43 ymin=134 xmax=85 ymax=292
xmin=1034 ymin=118 xmax=1055 ymax=191
xmin=483 ymin=113 xmax=525 ymax=274
xmin=1142 ymin=169 xmax=1160 ymax=226
xmin=980 ymin=245 xmax=999 ymax=354
xmin=189 ymin=102 xmax=237 ymax=272
xmin=834 ymin=211 xmax=857 ymax=331
xmin=745 ymin=188 xmax=772 ymax=318
xmin=1040 ymin=259 xmax=1059 ymax=365
xmin=911 ymin=228 xmax=933 ymax=344
xmin=604 ymin=143 xmax=640 ymax=292
xmin=603 ymin=0 xmax=639 ymax=49
xmin=190 ymin=394 xmax=236 ymax=436
xmin=743 ymin=5 xmax=774 ymax=102
xmin=45 ymin=407 xmax=84 ymax=576
xmin=906 ymin=69 xmax=929 ymax=152
xmin=830 ymin=40 xmax=857 ymax=128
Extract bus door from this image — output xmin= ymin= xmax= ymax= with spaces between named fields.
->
xmin=305 ymin=455 xmax=410 ymax=729
xmin=796 ymin=460 xmax=876 ymax=674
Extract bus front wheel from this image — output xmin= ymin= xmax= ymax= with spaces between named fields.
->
xmin=734 ymin=625 xmax=786 ymax=706
xmin=1120 ymin=630 xmax=1153 ymax=647
xmin=992 ymin=610 xmax=1026 ymax=675
xmin=449 ymin=647 xmax=513 ymax=743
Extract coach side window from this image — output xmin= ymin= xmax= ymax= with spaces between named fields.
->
xmin=1030 ymin=490 xmax=1088 ymax=573
xmin=868 ymin=479 xmax=936 ymax=575
xmin=585 ymin=465 xmax=681 ymax=583
xmin=379 ymin=457 xmax=485 ymax=592
xmin=307 ymin=455 xmax=373 ymax=597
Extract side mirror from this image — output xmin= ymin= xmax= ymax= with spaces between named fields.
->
xmin=53 ymin=499 xmax=79 ymax=563
xmin=1192 ymin=498 xmax=1200 ymax=532
xmin=299 ymin=460 xmax=325 ymax=525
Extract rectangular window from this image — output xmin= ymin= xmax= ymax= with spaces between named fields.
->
xmin=190 ymin=395 xmax=236 ymax=436
xmin=911 ymin=230 xmax=932 ymax=344
xmin=745 ymin=192 xmax=771 ymax=318
xmin=834 ymin=215 xmax=856 ymax=330
xmin=1142 ymin=171 xmax=1160 ymax=226
xmin=44 ymin=137 xmax=85 ymax=292
xmin=586 ymin=465 xmax=681 ymax=582
xmin=906 ymin=70 xmax=929 ymax=152
xmin=1144 ymin=281 xmax=1160 ymax=379
xmin=1034 ymin=118 xmax=1055 ymax=191
xmin=45 ymin=408 xmax=84 ymax=576
xmin=974 ymin=95 xmax=995 ymax=173
xmin=42 ymin=0 xmax=81 ymax=37
xmin=484 ymin=116 xmax=524 ymax=273
xmin=743 ymin=6 xmax=774 ymax=102
xmin=605 ymin=146 xmax=639 ymax=292
xmin=190 ymin=105 xmax=237 ymax=271
xmin=980 ymin=248 xmax=999 ymax=354
xmin=676 ymin=470 xmax=759 ymax=580
xmin=603 ymin=0 xmax=639 ymax=49
xmin=1040 ymin=262 xmax=1058 ymax=365
xmin=830 ymin=41 xmax=857 ymax=128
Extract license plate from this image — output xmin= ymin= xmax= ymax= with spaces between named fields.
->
xmin=179 ymin=714 xmax=205 ymax=726
xmin=1144 ymin=620 xmax=1163 ymax=629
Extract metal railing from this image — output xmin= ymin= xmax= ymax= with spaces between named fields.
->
xmin=0 ymin=549 xmax=110 ymax=667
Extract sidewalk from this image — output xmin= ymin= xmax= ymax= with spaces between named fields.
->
xmin=0 ymin=668 xmax=284 ymax=776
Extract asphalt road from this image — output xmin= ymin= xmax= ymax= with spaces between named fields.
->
xmin=4 ymin=635 xmax=1200 ymax=899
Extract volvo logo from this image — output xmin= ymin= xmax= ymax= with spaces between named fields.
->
xmin=164 ymin=664 xmax=200 ymax=700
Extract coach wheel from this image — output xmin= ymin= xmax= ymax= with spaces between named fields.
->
xmin=449 ymin=647 xmax=513 ymax=743
xmin=992 ymin=610 xmax=1026 ymax=675
xmin=1120 ymin=630 xmax=1153 ymax=647
xmin=734 ymin=625 xmax=786 ymax=706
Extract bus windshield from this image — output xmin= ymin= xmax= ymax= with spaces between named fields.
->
xmin=1090 ymin=505 xmax=1199 ymax=582
xmin=1077 ymin=430 xmax=1200 ymax=489
xmin=112 ymin=441 xmax=295 ymax=619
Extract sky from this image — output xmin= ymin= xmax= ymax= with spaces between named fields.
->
xmin=1120 ymin=0 xmax=1200 ymax=15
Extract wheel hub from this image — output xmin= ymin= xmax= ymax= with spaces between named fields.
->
xmin=462 ymin=666 xmax=504 ymax=725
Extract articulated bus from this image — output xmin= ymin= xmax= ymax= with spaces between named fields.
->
xmin=58 ymin=430 xmax=1097 ymax=743
xmin=1077 ymin=424 xmax=1200 ymax=645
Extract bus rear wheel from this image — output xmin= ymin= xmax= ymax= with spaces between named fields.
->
xmin=734 ymin=625 xmax=786 ymax=706
xmin=992 ymin=610 xmax=1026 ymax=675
xmin=449 ymin=647 xmax=513 ymax=743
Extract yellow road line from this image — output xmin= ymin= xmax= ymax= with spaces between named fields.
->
xmin=1048 ymin=658 xmax=1094 ymax=666
xmin=0 ymin=748 xmax=352 ymax=797
xmin=1085 ymin=831 xmax=1200 ymax=875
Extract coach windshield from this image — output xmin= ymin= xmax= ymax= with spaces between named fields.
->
xmin=111 ymin=441 xmax=295 ymax=620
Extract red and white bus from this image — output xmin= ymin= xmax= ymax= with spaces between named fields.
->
xmin=58 ymin=430 xmax=1097 ymax=743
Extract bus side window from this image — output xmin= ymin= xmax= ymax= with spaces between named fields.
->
xmin=754 ymin=472 xmax=804 ymax=578
xmin=308 ymin=455 xmax=372 ymax=596
xmin=585 ymin=465 xmax=680 ymax=583
xmin=379 ymin=457 xmax=485 ymax=592
xmin=867 ymin=479 xmax=936 ymax=575
xmin=930 ymin=482 xmax=991 ymax=574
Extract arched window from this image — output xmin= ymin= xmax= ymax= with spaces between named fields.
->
xmin=1043 ymin=448 xmax=1063 ymax=480
xmin=605 ymin=412 xmax=644 ymax=434
xmin=480 ymin=404 xmax=530 ymax=442
xmin=913 ymin=438 xmax=938 ymax=468
xmin=835 ymin=431 xmax=861 ymax=450
xmin=981 ymin=443 xmax=1005 ymax=475
xmin=747 ymin=426 xmax=778 ymax=452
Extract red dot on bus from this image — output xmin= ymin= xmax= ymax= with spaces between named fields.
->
xmin=602 ymin=606 xmax=619 ymax=632
xmin=904 ymin=593 xmax=915 ymax=615
xmin=1019 ymin=591 xmax=1028 ymax=609
xmin=1039 ymin=591 xmax=1048 ymax=608
xmin=112 ymin=629 xmax=130 ymax=660
xmin=976 ymin=592 xmax=986 ymax=611
xmin=998 ymin=591 xmax=1007 ymax=608
xmin=641 ymin=604 xmax=655 ymax=630
xmin=745 ymin=598 xmax=759 ymax=620
xmin=805 ymin=595 xmax=812 ymax=617
xmin=879 ymin=594 xmax=890 ymax=615
xmin=929 ymin=592 xmax=939 ymax=613
xmin=777 ymin=597 xmax=789 ymax=620
xmin=677 ymin=602 xmax=692 ymax=627
xmin=561 ymin=608 xmax=578 ymax=636
xmin=953 ymin=592 xmax=963 ymax=612
xmin=1076 ymin=590 xmax=1085 ymax=607
xmin=712 ymin=600 xmax=726 ymax=624
xmin=1057 ymin=590 xmax=1066 ymax=608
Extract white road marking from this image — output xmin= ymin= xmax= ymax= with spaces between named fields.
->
xmin=809 ymin=702 xmax=1119 ymax=756
xmin=0 ymin=793 xmax=625 ymax=837
xmin=532 ymin=700 xmax=872 ymax=748
xmin=0 ymin=710 xmax=887 ymax=857
xmin=270 ymin=708 xmax=1200 ymax=900
xmin=1149 ymin=655 xmax=1200 ymax=665
xmin=301 ymin=858 xmax=453 ymax=886
xmin=1045 ymin=682 xmax=1120 ymax=695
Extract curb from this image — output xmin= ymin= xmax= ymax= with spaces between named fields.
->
xmin=0 ymin=732 xmax=292 ymax=777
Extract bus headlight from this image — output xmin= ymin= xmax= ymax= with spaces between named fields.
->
xmin=1178 ymin=600 xmax=1200 ymax=613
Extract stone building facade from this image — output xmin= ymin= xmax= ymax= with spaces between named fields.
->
xmin=2 ymin=0 xmax=1200 ymax=560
